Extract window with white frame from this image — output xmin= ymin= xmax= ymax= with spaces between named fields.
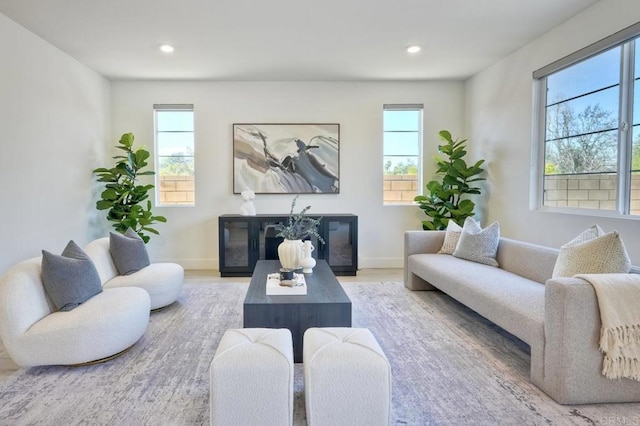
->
xmin=383 ymin=104 xmax=423 ymax=205
xmin=533 ymin=23 xmax=640 ymax=216
xmin=154 ymin=104 xmax=195 ymax=206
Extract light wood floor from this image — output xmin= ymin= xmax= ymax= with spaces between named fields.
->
xmin=0 ymin=268 xmax=403 ymax=380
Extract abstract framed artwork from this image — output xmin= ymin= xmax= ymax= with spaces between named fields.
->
xmin=233 ymin=123 xmax=340 ymax=194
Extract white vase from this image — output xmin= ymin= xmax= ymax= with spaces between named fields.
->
xmin=278 ymin=239 xmax=303 ymax=270
xmin=300 ymin=240 xmax=316 ymax=273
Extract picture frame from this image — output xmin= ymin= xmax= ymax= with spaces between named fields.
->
xmin=233 ymin=123 xmax=340 ymax=194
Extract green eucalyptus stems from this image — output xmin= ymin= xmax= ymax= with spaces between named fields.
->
xmin=275 ymin=196 xmax=325 ymax=244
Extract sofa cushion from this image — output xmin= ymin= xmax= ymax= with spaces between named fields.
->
xmin=496 ymin=238 xmax=558 ymax=284
xmin=438 ymin=220 xmax=462 ymax=254
xmin=41 ymin=240 xmax=103 ymax=312
xmin=104 ymin=262 xmax=184 ymax=310
xmin=453 ymin=217 xmax=500 ymax=267
xmin=23 ymin=287 xmax=150 ymax=366
xmin=83 ymin=238 xmax=119 ymax=285
xmin=408 ymin=253 xmax=545 ymax=347
xmin=552 ymin=226 xmax=631 ymax=278
xmin=109 ymin=229 xmax=150 ymax=275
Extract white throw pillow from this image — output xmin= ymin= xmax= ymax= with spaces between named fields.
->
xmin=552 ymin=225 xmax=631 ymax=278
xmin=452 ymin=217 xmax=500 ymax=267
xmin=438 ymin=220 xmax=463 ymax=255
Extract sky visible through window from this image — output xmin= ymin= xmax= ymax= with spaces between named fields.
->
xmin=547 ymin=43 xmax=640 ymax=130
xmin=156 ymin=111 xmax=194 ymax=156
xmin=544 ymin=38 xmax=640 ymax=178
xmin=383 ymin=109 xmax=421 ymax=173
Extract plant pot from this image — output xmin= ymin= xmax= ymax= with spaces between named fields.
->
xmin=278 ymin=239 xmax=303 ymax=270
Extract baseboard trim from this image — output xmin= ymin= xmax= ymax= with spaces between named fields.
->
xmin=358 ymin=257 xmax=403 ymax=269
xmin=155 ymin=258 xmax=216 ymax=270
xmin=155 ymin=257 xmax=403 ymax=270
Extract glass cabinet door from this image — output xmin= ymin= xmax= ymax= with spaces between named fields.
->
xmin=327 ymin=219 xmax=352 ymax=266
xmin=324 ymin=217 xmax=356 ymax=272
xmin=257 ymin=218 xmax=287 ymax=261
xmin=220 ymin=219 xmax=251 ymax=269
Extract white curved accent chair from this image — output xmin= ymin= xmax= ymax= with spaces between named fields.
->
xmin=0 ymin=257 xmax=150 ymax=367
xmin=84 ymin=238 xmax=184 ymax=310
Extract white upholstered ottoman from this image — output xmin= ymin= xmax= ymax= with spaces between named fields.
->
xmin=303 ymin=328 xmax=392 ymax=426
xmin=209 ymin=328 xmax=293 ymax=426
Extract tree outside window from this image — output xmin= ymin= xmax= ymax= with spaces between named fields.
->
xmin=536 ymin=35 xmax=640 ymax=215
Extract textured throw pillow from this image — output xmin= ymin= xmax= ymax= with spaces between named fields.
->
xmin=452 ymin=217 xmax=500 ymax=267
xmin=109 ymin=228 xmax=150 ymax=275
xmin=41 ymin=240 xmax=103 ymax=312
xmin=552 ymin=226 xmax=631 ymax=278
xmin=438 ymin=220 xmax=463 ymax=255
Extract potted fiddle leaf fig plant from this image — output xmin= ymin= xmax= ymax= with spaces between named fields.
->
xmin=93 ymin=132 xmax=166 ymax=243
xmin=414 ymin=130 xmax=485 ymax=230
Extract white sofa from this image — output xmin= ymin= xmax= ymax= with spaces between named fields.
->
xmin=0 ymin=257 xmax=150 ymax=367
xmin=405 ymin=230 xmax=640 ymax=404
xmin=84 ymin=237 xmax=183 ymax=310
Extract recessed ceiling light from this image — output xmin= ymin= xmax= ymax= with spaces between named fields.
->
xmin=407 ymin=45 xmax=421 ymax=54
xmin=159 ymin=44 xmax=175 ymax=53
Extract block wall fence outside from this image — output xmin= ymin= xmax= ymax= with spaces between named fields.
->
xmin=162 ymin=173 xmax=422 ymax=206
xmin=162 ymin=173 xmax=419 ymax=206
xmin=384 ymin=174 xmax=419 ymax=205
xmin=159 ymin=175 xmax=195 ymax=205
xmin=159 ymin=172 xmax=640 ymax=212
xmin=544 ymin=173 xmax=640 ymax=215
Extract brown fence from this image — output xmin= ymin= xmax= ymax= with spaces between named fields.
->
xmin=384 ymin=174 xmax=418 ymax=205
xmin=544 ymin=173 xmax=640 ymax=214
xmin=159 ymin=175 xmax=195 ymax=205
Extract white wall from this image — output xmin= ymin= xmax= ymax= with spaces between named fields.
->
xmin=0 ymin=13 xmax=111 ymax=275
xmin=111 ymin=81 xmax=464 ymax=269
xmin=466 ymin=0 xmax=640 ymax=264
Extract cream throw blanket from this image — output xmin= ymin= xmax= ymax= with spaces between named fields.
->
xmin=576 ymin=273 xmax=640 ymax=381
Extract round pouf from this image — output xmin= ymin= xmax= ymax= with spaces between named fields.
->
xmin=303 ymin=327 xmax=392 ymax=426
xmin=210 ymin=328 xmax=294 ymax=426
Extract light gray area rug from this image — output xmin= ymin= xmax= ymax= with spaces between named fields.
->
xmin=1 ymin=280 xmax=640 ymax=425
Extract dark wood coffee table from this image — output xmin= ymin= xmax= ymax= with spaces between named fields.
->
xmin=243 ymin=259 xmax=352 ymax=362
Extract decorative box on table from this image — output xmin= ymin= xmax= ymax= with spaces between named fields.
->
xmin=266 ymin=273 xmax=307 ymax=295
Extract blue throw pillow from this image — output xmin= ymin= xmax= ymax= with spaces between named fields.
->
xmin=41 ymin=240 xmax=103 ymax=312
xmin=109 ymin=228 xmax=150 ymax=275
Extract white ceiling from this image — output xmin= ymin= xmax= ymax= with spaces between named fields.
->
xmin=0 ymin=0 xmax=600 ymax=81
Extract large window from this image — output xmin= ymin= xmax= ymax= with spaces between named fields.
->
xmin=383 ymin=104 xmax=423 ymax=205
xmin=534 ymin=23 xmax=640 ymax=216
xmin=154 ymin=104 xmax=195 ymax=206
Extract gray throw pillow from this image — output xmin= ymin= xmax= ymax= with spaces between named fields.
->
xmin=452 ymin=217 xmax=500 ymax=267
xmin=41 ymin=240 xmax=103 ymax=312
xmin=109 ymin=228 xmax=150 ymax=275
